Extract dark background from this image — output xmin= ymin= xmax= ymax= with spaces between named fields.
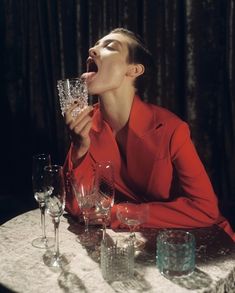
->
xmin=0 ymin=0 xmax=234 ymax=227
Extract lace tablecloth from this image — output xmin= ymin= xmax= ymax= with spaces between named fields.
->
xmin=0 ymin=209 xmax=234 ymax=293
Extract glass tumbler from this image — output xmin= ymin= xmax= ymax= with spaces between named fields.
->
xmin=57 ymin=77 xmax=88 ymax=118
xmin=156 ymin=230 xmax=195 ymax=278
xmin=101 ymin=239 xmax=134 ymax=282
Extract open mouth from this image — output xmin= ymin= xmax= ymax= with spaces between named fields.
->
xmin=81 ymin=58 xmax=98 ymax=83
xmin=87 ymin=58 xmax=98 ymax=73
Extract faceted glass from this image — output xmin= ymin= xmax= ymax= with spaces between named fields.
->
xmin=57 ymin=78 xmax=88 ymax=118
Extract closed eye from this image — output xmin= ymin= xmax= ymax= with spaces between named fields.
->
xmin=103 ymin=40 xmax=120 ymax=51
xmin=105 ymin=43 xmax=116 ymax=50
xmin=106 ymin=45 xmax=116 ymax=51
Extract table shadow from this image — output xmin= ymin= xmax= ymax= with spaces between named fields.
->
xmin=169 ymin=267 xmax=213 ymax=290
xmin=58 ymin=270 xmax=88 ymax=293
xmin=109 ymin=270 xmax=152 ymax=292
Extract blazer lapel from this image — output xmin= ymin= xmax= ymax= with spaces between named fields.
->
xmin=89 ymin=108 xmax=121 ymax=168
xmin=89 ymin=97 xmax=167 ymax=202
xmin=125 ymin=97 xmax=166 ymax=199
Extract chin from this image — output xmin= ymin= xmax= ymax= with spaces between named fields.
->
xmin=87 ymin=80 xmax=120 ymax=96
xmin=87 ymin=84 xmax=106 ymax=96
xmin=88 ymin=88 xmax=99 ymax=96
xmin=87 ymin=83 xmax=96 ymax=95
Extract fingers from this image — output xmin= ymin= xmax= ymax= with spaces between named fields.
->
xmin=74 ymin=117 xmax=92 ymax=136
xmin=71 ymin=111 xmax=90 ymax=131
xmin=63 ymin=104 xmax=93 ymax=159
xmin=65 ymin=106 xmax=92 ymax=132
xmin=65 ymin=105 xmax=93 ymax=126
xmin=64 ymin=103 xmax=79 ymax=124
xmin=79 ymin=120 xmax=92 ymax=137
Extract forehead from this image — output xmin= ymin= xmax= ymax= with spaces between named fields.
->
xmin=96 ymin=32 xmax=133 ymax=48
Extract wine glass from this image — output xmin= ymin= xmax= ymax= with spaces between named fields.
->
xmin=43 ymin=165 xmax=68 ymax=268
xmin=95 ymin=161 xmax=115 ymax=240
xmin=116 ymin=203 xmax=149 ymax=250
xmin=72 ymin=176 xmax=99 ymax=246
xmin=57 ymin=77 xmax=88 ymax=118
xmin=31 ymin=154 xmax=54 ymax=249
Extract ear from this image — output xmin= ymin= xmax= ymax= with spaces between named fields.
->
xmin=126 ymin=64 xmax=145 ymax=78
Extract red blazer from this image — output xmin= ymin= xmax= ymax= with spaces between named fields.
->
xmin=64 ymin=96 xmax=235 ymax=241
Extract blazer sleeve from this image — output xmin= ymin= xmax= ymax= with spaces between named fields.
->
xmin=111 ymin=122 xmax=221 ymax=229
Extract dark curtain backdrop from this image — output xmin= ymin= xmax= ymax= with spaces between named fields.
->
xmin=0 ymin=0 xmax=235 ymax=223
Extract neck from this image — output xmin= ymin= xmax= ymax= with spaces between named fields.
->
xmin=99 ymin=87 xmax=135 ymax=134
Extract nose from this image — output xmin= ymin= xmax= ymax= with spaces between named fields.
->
xmin=89 ymin=46 xmax=99 ymax=57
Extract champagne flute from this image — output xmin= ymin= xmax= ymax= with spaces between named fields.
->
xmin=31 ymin=154 xmax=54 ymax=248
xmin=72 ymin=176 xmax=99 ymax=246
xmin=116 ymin=203 xmax=149 ymax=250
xmin=95 ymin=161 xmax=115 ymax=240
xmin=43 ymin=165 xmax=68 ymax=268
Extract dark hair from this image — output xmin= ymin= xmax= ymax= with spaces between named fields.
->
xmin=109 ymin=28 xmax=157 ymax=100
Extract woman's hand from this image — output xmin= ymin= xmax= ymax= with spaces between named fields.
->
xmin=65 ymin=104 xmax=93 ymax=165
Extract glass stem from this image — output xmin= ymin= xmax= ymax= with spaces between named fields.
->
xmin=129 ymin=227 xmax=136 ymax=241
xmin=131 ymin=232 xmax=136 ymax=239
xmin=102 ymin=220 xmax=107 ymax=240
xmin=53 ymin=217 xmax=60 ymax=258
xmin=39 ymin=203 xmax=46 ymax=240
xmin=84 ymin=217 xmax=89 ymax=233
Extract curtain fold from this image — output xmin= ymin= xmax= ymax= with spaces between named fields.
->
xmin=1 ymin=0 xmax=234 ymax=208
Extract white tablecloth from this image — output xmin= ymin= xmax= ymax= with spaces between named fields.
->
xmin=0 ymin=209 xmax=234 ymax=293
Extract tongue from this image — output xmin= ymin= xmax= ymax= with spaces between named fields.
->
xmin=81 ymin=72 xmax=96 ymax=82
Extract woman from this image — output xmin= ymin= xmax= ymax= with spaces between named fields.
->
xmin=64 ymin=28 xmax=235 ymax=241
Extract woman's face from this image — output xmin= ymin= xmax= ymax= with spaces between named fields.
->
xmin=81 ymin=32 xmax=133 ymax=95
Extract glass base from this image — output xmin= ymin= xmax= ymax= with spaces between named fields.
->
xmin=32 ymin=236 xmax=54 ymax=249
xmin=133 ymin=239 xmax=146 ymax=251
xmin=77 ymin=230 xmax=101 ymax=247
xmin=43 ymin=250 xmax=69 ymax=268
xmin=160 ymin=268 xmax=194 ymax=278
xmin=122 ymin=236 xmax=146 ymax=251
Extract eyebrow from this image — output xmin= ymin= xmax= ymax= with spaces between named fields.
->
xmin=95 ymin=39 xmax=123 ymax=48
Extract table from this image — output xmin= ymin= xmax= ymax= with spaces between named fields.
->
xmin=0 ymin=209 xmax=234 ymax=293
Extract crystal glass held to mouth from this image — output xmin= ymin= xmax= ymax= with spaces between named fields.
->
xmin=57 ymin=77 xmax=88 ymax=118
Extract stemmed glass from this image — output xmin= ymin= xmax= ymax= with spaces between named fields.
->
xmin=116 ymin=203 xmax=149 ymax=250
xmin=57 ymin=77 xmax=88 ymax=118
xmin=95 ymin=161 xmax=115 ymax=240
xmin=31 ymin=154 xmax=54 ymax=249
xmin=72 ymin=176 xmax=99 ymax=246
xmin=43 ymin=165 xmax=68 ymax=268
